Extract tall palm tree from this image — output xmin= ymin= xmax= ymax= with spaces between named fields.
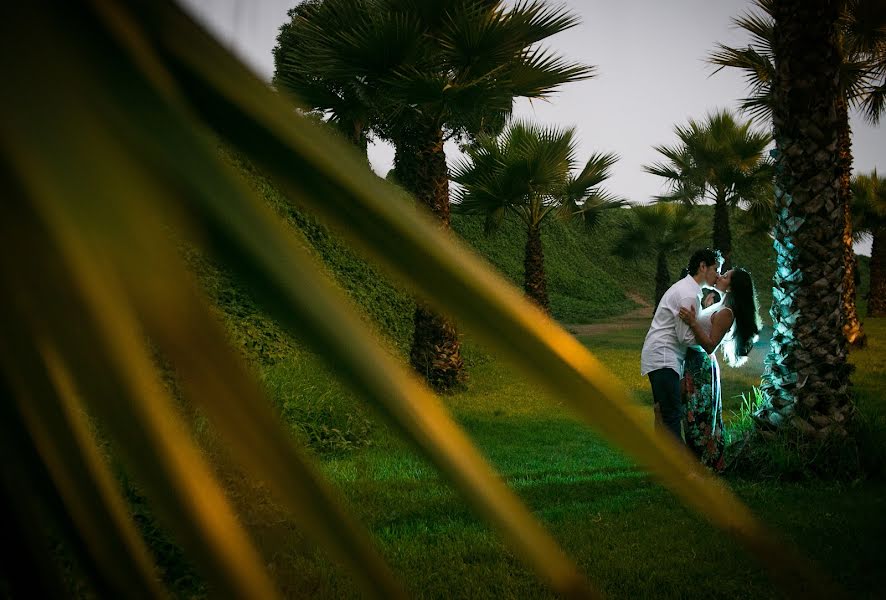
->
xmin=644 ymin=109 xmax=773 ymax=270
xmin=755 ymin=0 xmax=854 ymax=437
xmin=853 ymin=170 xmax=886 ymax=317
xmin=610 ymin=204 xmax=705 ymax=316
xmin=452 ymin=121 xmax=623 ymax=312
xmin=709 ymin=0 xmax=885 ymax=347
xmin=282 ymin=0 xmax=593 ymax=391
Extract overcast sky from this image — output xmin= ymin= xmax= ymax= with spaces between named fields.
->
xmin=179 ymin=0 xmax=883 ymax=253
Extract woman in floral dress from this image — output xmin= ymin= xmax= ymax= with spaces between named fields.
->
xmin=678 ymin=268 xmax=761 ymax=472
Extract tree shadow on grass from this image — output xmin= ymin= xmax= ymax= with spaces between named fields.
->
xmin=345 ymin=464 xmax=664 ymax=536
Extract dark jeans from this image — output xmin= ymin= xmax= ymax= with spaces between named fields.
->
xmin=648 ymin=368 xmax=683 ymax=442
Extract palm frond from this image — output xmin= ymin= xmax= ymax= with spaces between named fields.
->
xmin=852 ymin=169 xmax=886 ymax=232
xmin=568 ymin=151 xmax=620 ymax=194
xmin=564 ymin=194 xmax=628 ymax=232
xmin=709 ymin=44 xmax=774 ymax=86
xmin=504 ymin=46 xmax=596 ymax=99
xmin=707 ymin=0 xmax=777 ymax=123
xmin=438 ymin=0 xmax=581 ymax=81
xmin=557 ymin=152 xmax=624 ymax=230
xmin=733 ymin=1 xmax=776 ymax=50
xmin=842 ymin=0 xmax=886 ymax=59
xmin=610 ymin=203 xmax=704 ymax=260
xmin=507 ymin=0 xmax=584 ymax=46
xmin=646 ymin=110 xmax=771 ymax=212
xmin=858 ymin=78 xmax=886 ymax=124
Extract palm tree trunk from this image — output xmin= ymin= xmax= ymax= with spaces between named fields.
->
xmin=394 ymin=118 xmax=464 ymax=391
xmin=836 ymin=95 xmax=866 ymax=346
xmin=523 ymin=223 xmax=549 ymax=312
xmin=758 ymin=0 xmax=854 ymax=437
xmin=348 ymin=120 xmax=369 ymax=159
xmin=869 ymin=226 xmax=886 ymax=317
xmin=654 ymin=251 xmax=670 ymax=318
xmin=713 ymin=195 xmax=732 ymax=269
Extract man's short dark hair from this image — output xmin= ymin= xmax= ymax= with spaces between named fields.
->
xmin=687 ymin=248 xmax=723 ymax=276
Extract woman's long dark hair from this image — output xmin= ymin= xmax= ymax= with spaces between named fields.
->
xmin=723 ymin=268 xmax=761 ymax=366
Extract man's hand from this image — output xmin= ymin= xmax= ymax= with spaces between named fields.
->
xmin=678 ymin=304 xmax=696 ymax=325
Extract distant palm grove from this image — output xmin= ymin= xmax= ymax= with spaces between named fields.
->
xmin=274 ymin=0 xmax=885 ymax=437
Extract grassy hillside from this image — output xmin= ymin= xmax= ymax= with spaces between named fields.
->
xmin=190 ymin=151 xmax=416 ymax=367
xmin=196 ymin=153 xmax=863 ymax=368
xmin=451 ymin=211 xmax=645 ymax=322
xmin=453 ymin=205 xmax=781 ymax=324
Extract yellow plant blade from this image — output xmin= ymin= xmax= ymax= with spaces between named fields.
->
xmin=5 ymin=2 xmax=595 ymax=595
xmin=139 ymin=0 xmax=835 ymax=593
xmin=0 ymin=190 xmax=280 ymax=599
xmin=0 ymin=392 xmax=74 ymax=598
xmin=0 ymin=4 xmax=402 ymax=598
xmin=0 ymin=165 xmax=164 ymax=598
xmin=0 ymin=335 xmax=164 ymax=599
xmin=80 ymin=3 xmax=605 ymax=596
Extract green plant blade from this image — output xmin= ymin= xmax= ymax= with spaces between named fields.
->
xmin=1 ymin=163 xmax=166 ymax=598
xmin=155 ymin=0 xmax=729 ymax=515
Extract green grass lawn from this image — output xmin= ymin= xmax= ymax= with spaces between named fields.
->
xmin=207 ymin=319 xmax=886 ymax=599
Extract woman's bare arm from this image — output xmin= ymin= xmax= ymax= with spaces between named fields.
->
xmin=678 ymin=307 xmax=734 ymax=355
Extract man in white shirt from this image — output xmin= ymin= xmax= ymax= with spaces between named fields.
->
xmin=641 ymin=248 xmax=723 ymax=441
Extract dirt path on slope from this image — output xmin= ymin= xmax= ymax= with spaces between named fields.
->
xmin=564 ymin=292 xmax=653 ymax=336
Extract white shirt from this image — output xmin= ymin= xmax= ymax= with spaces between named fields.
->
xmin=640 ymin=275 xmax=702 ymax=376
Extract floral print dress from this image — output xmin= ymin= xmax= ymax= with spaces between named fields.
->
xmin=681 ymin=307 xmax=726 ymax=472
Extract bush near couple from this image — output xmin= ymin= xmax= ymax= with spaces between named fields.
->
xmin=641 ymin=248 xmax=761 ymax=473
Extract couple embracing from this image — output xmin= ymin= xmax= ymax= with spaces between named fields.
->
xmin=641 ymin=248 xmax=761 ymax=473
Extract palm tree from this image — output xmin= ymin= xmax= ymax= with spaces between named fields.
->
xmin=709 ymin=0 xmax=885 ymax=347
xmin=643 ymin=109 xmax=773 ymax=269
xmin=273 ymin=0 xmax=373 ymax=156
xmin=853 ymin=170 xmax=886 ymax=317
xmin=755 ymin=0 xmax=854 ymax=437
xmin=280 ymin=0 xmax=593 ymax=391
xmin=452 ymin=121 xmax=623 ymax=312
xmin=610 ymin=204 xmax=705 ymax=316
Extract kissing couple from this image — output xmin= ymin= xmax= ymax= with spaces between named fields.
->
xmin=640 ymin=248 xmax=762 ymax=472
